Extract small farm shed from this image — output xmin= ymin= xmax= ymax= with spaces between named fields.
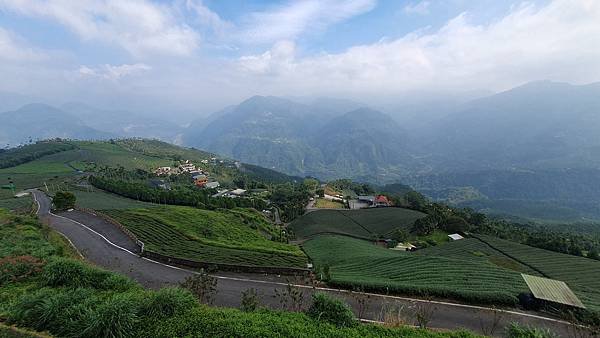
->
xmin=521 ymin=274 xmax=585 ymax=309
xmin=448 ymin=233 xmax=464 ymax=241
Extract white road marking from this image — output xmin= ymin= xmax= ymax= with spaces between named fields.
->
xmin=31 ymin=190 xmax=574 ymax=327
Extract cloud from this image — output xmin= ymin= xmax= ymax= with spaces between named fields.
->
xmin=404 ymin=1 xmax=430 ymax=15
xmin=239 ymin=0 xmax=376 ymax=44
xmin=185 ymin=0 xmax=231 ymax=36
xmin=0 ymin=27 xmax=45 ymax=61
xmin=0 ymin=0 xmax=200 ymax=57
xmin=235 ymin=0 xmax=600 ymax=96
xmin=78 ymin=63 xmax=152 ymax=80
xmin=1 ymin=0 xmax=599 ymax=115
xmin=238 ymin=40 xmax=296 ymax=75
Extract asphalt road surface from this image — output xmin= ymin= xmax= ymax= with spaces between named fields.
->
xmin=32 ymin=190 xmax=578 ymax=337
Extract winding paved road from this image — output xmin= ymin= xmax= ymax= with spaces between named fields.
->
xmin=32 ymin=190 xmax=576 ymax=337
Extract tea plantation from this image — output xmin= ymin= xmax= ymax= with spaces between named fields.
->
xmin=0 ymin=209 xmax=480 ymax=338
xmin=302 ymin=235 xmax=528 ymax=305
xmin=103 ymin=206 xmax=308 ymax=268
xmin=290 ymin=208 xmax=426 ymax=240
xmin=472 ymin=234 xmax=600 ymax=311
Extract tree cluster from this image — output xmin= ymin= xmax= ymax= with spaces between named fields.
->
xmin=0 ymin=140 xmax=75 ymax=169
xmin=89 ymin=176 xmax=267 ymax=211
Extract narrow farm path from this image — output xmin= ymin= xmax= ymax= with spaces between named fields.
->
xmin=31 ymin=190 xmax=577 ymax=337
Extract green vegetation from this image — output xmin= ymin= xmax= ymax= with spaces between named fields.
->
xmin=505 ymin=323 xmax=558 ymax=338
xmin=304 ymin=229 xmax=600 ymax=316
xmin=290 ymin=208 xmax=426 ymax=240
xmin=0 ymin=141 xmax=75 ymax=169
xmin=103 ymin=206 xmax=308 ymax=268
xmin=0 ymin=207 xmax=479 ymax=338
xmin=51 ymin=191 xmax=75 ymax=211
xmin=0 ymin=323 xmax=47 ymax=338
xmin=302 ymin=235 xmax=528 ymax=305
xmin=314 ymin=198 xmax=344 ymax=209
xmin=471 ymin=234 xmax=600 ymax=312
xmin=89 ymin=174 xmax=268 ymax=210
xmin=72 ymin=188 xmax=155 ymax=210
xmin=0 ymin=196 xmax=32 ymax=214
xmin=306 ymin=293 xmax=356 ymax=327
xmin=417 ymin=238 xmax=538 ymax=274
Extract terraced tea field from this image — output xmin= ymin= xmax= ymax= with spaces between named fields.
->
xmin=302 ymin=235 xmax=528 ymax=305
xmin=418 ymin=238 xmax=540 ymax=274
xmin=473 ymin=234 xmax=600 ymax=311
xmin=73 ymin=188 xmax=156 ymax=210
xmin=302 ymin=234 xmax=404 ymax=267
xmin=303 ymin=232 xmax=600 ymax=310
xmin=290 ymin=208 xmax=426 ymax=240
xmin=103 ymin=206 xmax=308 ymax=268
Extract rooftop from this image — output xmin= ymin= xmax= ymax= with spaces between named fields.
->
xmin=522 ymin=274 xmax=585 ymax=308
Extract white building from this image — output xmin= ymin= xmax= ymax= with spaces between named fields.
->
xmin=448 ymin=233 xmax=464 ymax=241
xmin=179 ymin=160 xmax=196 ymax=173
xmin=205 ymin=181 xmax=220 ymax=189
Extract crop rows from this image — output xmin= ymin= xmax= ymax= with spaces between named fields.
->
xmin=104 ymin=209 xmax=308 ymax=268
xmin=303 ymin=235 xmax=527 ymax=305
xmin=291 ymin=208 xmax=426 ymax=240
xmin=330 ymin=255 xmax=527 ymax=305
xmin=474 ymin=234 xmax=600 ymax=310
xmin=417 ymin=238 xmax=540 ymax=274
xmin=338 ymin=208 xmax=426 ymax=235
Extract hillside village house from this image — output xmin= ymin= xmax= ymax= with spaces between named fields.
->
xmin=205 ymin=181 xmax=220 ymax=189
xmin=179 ymin=160 xmax=196 ymax=173
xmin=375 ymin=195 xmax=391 ymax=207
xmin=355 ymin=195 xmax=391 ymax=208
xmin=154 ymin=166 xmax=172 ymax=176
xmin=194 ymin=176 xmax=209 ymax=187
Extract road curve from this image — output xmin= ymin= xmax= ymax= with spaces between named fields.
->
xmin=31 ymin=190 xmax=575 ymax=337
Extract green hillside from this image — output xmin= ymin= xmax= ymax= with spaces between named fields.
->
xmin=302 ymin=235 xmax=528 ymax=305
xmin=290 ymin=208 xmax=426 ymax=240
xmin=103 ymin=206 xmax=308 ymax=268
xmin=303 ymin=231 xmax=600 ymax=312
xmin=471 ymin=234 xmax=600 ymax=311
xmin=0 ymin=209 xmax=478 ymax=338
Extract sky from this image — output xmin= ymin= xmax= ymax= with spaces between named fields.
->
xmin=0 ymin=0 xmax=599 ymax=119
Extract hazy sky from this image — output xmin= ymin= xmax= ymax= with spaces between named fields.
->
xmin=0 ymin=0 xmax=599 ymax=117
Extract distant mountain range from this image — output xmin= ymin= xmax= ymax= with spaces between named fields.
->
xmin=420 ymin=81 xmax=600 ymax=172
xmin=183 ymin=96 xmax=421 ymax=180
xmin=182 ymin=81 xmax=600 ymax=222
xmin=0 ymin=104 xmax=113 ymax=146
xmin=0 ymin=102 xmax=183 ymax=146
xmin=3 ymin=81 xmax=600 ymax=221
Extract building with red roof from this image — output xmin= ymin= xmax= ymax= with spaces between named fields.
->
xmin=375 ymin=195 xmax=390 ymax=207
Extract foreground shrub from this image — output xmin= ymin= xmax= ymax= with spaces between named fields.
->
xmin=41 ymin=258 xmax=90 ymax=287
xmin=80 ymin=293 xmax=140 ymax=338
xmin=141 ymin=287 xmax=197 ymax=320
xmin=0 ymin=256 xmax=44 ymax=285
xmin=306 ymin=293 xmax=356 ymax=328
xmin=8 ymin=288 xmax=96 ymax=333
xmin=241 ymin=288 xmax=260 ymax=312
xmin=180 ymin=271 xmax=218 ymax=304
xmin=41 ymin=257 xmax=136 ymax=291
xmin=52 ymin=191 xmax=76 ymax=211
xmin=152 ymin=306 xmax=477 ymax=338
xmin=505 ymin=323 xmax=559 ymax=338
xmin=97 ymin=272 xmax=139 ymax=292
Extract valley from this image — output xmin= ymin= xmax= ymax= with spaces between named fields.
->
xmin=2 ymin=2 xmax=597 ymax=336
xmin=5 ymin=81 xmax=599 ymax=224
xmin=1 ymin=138 xmax=598 ymax=337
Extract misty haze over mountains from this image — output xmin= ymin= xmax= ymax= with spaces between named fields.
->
xmin=3 ymin=80 xmax=600 ymax=221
